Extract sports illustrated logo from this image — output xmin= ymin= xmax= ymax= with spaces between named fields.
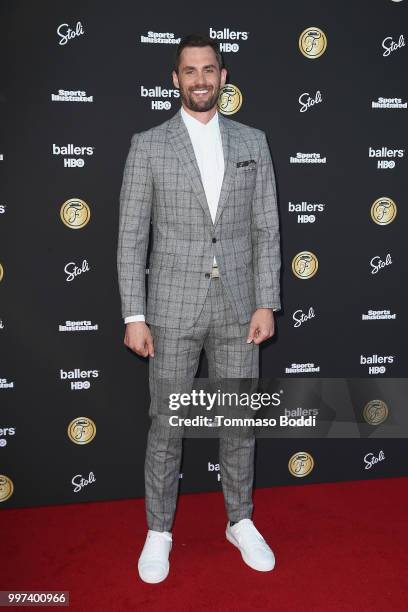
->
xmin=59 ymin=320 xmax=98 ymax=332
xmin=0 ymin=475 xmax=14 ymax=502
xmin=218 ymin=84 xmax=243 ymax=115
xmin=292 ymin=252 xmax=318 ymax=279
xmin=299 ymin=90 xmax=322 ymax=112
xmin=209 ymin=27 xmax=249 ymax=53
xmin=369 ymin=146 xmax=404 ymax=169
xmin=140 ymin=85 xmax=180 ymax=110
xmin=67 ymin=417 xmax=96 ymax=445
xmin=71 ymin=471 xmax=96 ymax=493
xmin=364 ymin=450 xmax=385 ymax=470
xmin=288 ymin=452 xmax=314 ymax=477
xmin=57 ymin=21 xmax=84 ymax=46
xmin=363 ymin=400 xmax=389 ymax=426
xmin=299 ymin=27 xmax=327 ymax=59
xmin=51 ymin=89 xmax=93 ymax=103
xmin=285 ymin=362 xmax=320 ymax=374
xmin=290 ymin=152 xmax=326 ymax=164
xmin=0 ymin=427 xmax=16 ymax=448
xmin=65 ymin=259 xmax=90 ymax=282
xmin=361 ymin=309 xmax=396 ymax=321
xmin=60 ymin=368 xmax=99 ymax=390
xmin=371 ymin=97 xmax=407 ymax=109
xmin=52 ymin=144 xmax=94 ymax=168
xmin=60 ymin=198 xmax=91 ymax=229
xmin=140 ymin=31 xmax=181 ymax=44
xmin=360 ymin=354 xmax=394 ymax=375
xmin=382 ymin=34 xmax=405 ymax=57
xmin=293 ymin=306 xmax=316 ymax=328
xmin=288 ymin=200 xmax=325 ymax=224
xmin=370 ymin=197 xmax=397 ymax=225
xmin=0 ymin=378 xmax=14 ymax=389
xmin=370 ymin=253 xmax=392 ymax=274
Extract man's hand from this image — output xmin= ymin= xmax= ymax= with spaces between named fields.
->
xmin=124 ymin=322 xmax=154 ymax=357
xmin=246 ymin=308 xmax=275 ymax=345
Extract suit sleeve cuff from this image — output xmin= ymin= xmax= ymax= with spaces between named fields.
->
xmin=124 ymin=315 xmax=145 ymax=323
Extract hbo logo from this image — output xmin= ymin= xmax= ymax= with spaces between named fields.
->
xmin=368 ymin=366 xmax=386 ymax=374
xmin=377 ymin=160 xmax=395 ymax=169
xmin=219 ymin=43 xmax=239 ymax=52
xmin=151 ymin=101 xmax=171 ymax=110
xmin=71 ymin=381 xmax=91 ymax=390
xmin=64 ymin=158 xmax=85 ymax=167
xmin=298 ymin=214 xmax=316 ymax=223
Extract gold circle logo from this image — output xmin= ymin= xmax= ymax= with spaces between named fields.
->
xmin=67 ymin=417 xmax=96 ymax=444
xmin=218 ymin=84 xmax=243 ymax=115
xmin=0 ymin=475 xmax=14 ymax=502
xmin=288 ymin=452 xmax=314 ymax=477
xmin=371 ymin=197 xmax=397 ymax=225
xmin=363 ymin=400 xmax=389 ymax=425
xmin=0 ymin=262 xmax=3 ymax=282
xmin=60 ymin=198 xmax=91 ymax=229
xmin=299 ymin=27 xmax=327 ymax=59
xmin=292 ymin=251 xmax=318 ymax=279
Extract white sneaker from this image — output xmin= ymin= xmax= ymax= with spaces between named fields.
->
xmin=138 ymin=529 xmax=172 ymax=584
xmin=226 ymin=518 xmax=275 ymax=572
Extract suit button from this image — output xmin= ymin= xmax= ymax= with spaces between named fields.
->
xmin=205 ymin=272 xmax=210 ymax=278
xmin=212 ymin=238 xmax=217 ymax=243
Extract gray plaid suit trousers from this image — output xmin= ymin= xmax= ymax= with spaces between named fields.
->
xmin=145 ymin=273 xmax=259 ymax=532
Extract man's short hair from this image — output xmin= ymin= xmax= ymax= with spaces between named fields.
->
xmin=174 ymin=33 xmax=224 ymax=73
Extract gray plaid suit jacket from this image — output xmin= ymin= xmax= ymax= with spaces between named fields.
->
xmin=117 ymin=107 xmax=281 ymax=328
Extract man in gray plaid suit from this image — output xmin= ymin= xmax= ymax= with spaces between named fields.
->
xmin=117 ymin=33 xmax=281 ymax=583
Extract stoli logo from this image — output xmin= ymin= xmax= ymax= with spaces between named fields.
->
xmin=57 ymin=21 xmax=85 ymax=46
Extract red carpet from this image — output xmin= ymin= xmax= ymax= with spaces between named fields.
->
xmin=1 ymin=477 xmax=408 ymax=611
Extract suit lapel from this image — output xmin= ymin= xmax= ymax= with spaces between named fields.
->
xmin=168 ymin=109 xmax=213 ymax=225
xmin=168 ymin=108 xmax=240 ymax=227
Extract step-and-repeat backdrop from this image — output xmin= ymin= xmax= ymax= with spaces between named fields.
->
xmin=1 ymin=1 xmax=407 ymax=508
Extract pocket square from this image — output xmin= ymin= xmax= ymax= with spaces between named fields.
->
xmin=236 ymin=159 xmax=257 ymax=168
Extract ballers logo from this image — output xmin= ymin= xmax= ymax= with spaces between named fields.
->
xmin=67 ymin=417 xmax=96 ymax=445
xmin=299 ymin=27 xmax=327 ymax=59
xmin=370 ymin=197 xmax=397 ymax=225
xmin=288 ymin=452 xmax=314 ymax=477
xmin=0 ymin=474 xmax=14 ymax=502
xmin=292 ymin=251 xmax=319 ymax=279
xmin=218 ymin=84 xmax=242 ymax=115
xmin=60 ymin=198 xmax=91 ymax=229
xmin=363 ymin=400 xmax=389 ymax=425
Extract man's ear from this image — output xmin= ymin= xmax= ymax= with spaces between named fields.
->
xmin=220 ymin=67 xmax=227 ymax=87
xmin=172 ymin=70 xmax=179 ymax=89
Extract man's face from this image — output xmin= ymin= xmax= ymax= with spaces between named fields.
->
xmin=172 ymin=45 xmax=227 ymax=113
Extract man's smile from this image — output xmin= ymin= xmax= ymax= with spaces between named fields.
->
xmin=191 ymin=88 xmax=211 ymax=97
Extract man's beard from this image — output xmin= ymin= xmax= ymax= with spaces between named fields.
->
xmin=180 ymin=84 xmax=220 ymax=112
